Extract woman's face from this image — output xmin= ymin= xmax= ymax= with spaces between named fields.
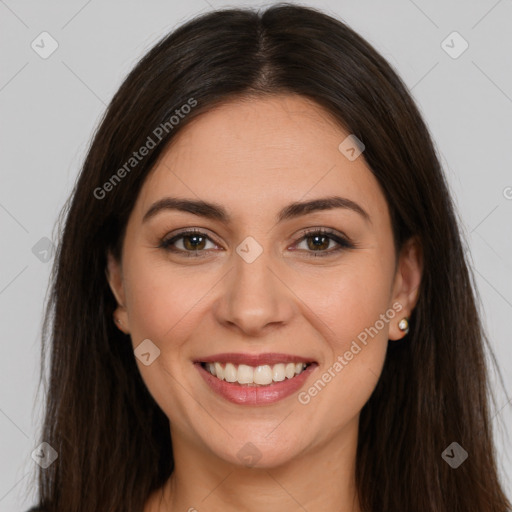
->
xmin=107 ymin=94 xmax=421 ymax=468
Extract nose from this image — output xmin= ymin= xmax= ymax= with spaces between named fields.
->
xmin=212 ymin=246 xmax=296 ymax=337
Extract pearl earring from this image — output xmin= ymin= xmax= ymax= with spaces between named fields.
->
xmin=398 ymin=317 xmax=409 ymax=334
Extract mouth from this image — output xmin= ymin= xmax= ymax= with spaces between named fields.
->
xmin=198 ymin=361 xmax=315 ymax=386
xmin=193 ymin=353 xmax=319 ymax=405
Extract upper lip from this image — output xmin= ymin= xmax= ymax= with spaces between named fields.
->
xmin=195 ymin=352 xmax=316 ymax=367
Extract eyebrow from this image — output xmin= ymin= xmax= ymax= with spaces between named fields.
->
xmin=142 ymin=195 xmax=371 ymax=225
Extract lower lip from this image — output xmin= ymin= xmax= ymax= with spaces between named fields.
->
xmin=195 ymin=362 xmax=318 ymax=405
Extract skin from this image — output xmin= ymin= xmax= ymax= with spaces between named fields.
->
xmin=106 ymin=94 xmax=422 ymax=512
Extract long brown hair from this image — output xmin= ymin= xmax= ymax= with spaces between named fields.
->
xmin=29 ymin=4 xmax=511 ymax=511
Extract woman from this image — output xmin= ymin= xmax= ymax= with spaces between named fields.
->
xmin=27 ymin=3 xmax=511 ymax=511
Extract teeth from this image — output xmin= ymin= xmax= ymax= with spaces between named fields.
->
xmin=224 ymin=363 xmax=237 ymax=382
xmin=237 ymin=364 xmax=254 ymax=384
xmin=254 ymin=365 xmax=273 ymax=385
xmin=203 ymin=361 xmax=309 ymax=385
xmin=272 ymin=363 xmax=286 ymax=382
xmin=214 ymin=362 xmax=224 ymax=380
xmin=285 ymin=362 xmax=296 ymax=379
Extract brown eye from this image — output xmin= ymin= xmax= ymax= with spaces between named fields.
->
xmin=181 ymin=233 xmax=208 ymax=251
xmin=159 ymin=230 xmax=219 ymax=256
xmin=305 ymin=234 xmax=331 ymax=251
xmin=293 ymin=229 xmax=353 ymax=257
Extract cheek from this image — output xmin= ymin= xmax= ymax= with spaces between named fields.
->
xmin=123 ymin=252 xmax=208 ymax=343
xmin=122 ymin=254 xmax=207 ymax=421
xmin=291 ymin=256 xmax=392 ymax=415
xmin=294 ymin=331 xmax=388 ymax=438
xmin=292 ymin=254 xmax=394 ymax=352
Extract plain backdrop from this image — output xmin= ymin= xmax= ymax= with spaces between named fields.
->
xmin=1 ymin=0 xmax=511 ymax=510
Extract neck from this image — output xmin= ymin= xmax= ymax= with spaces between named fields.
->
xmin=148 ymin=416 xmax=361 ymax=512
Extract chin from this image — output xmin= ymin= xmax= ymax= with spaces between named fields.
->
xmin=205 ymin=430 xmax=309 ymax=469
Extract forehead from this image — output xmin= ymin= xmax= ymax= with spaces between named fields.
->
xmin=133 ymin=94 xmax=388 ymax=227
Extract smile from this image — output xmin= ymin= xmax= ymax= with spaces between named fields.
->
xmin=194 ymin=353 xmax=318 ymax=405
xmin=201 ymin=361 xmax=311 ymax=386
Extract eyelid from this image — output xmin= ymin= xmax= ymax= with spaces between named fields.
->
xmin=159 ymin=227 xmax=354 ymax=257
xmin=159 ymin=228 xmax=222 ymax=251
xmin=295 ymin=226 xmax=350 ymax=242
xmin=290 ymin=227 xmax=354 ymax=257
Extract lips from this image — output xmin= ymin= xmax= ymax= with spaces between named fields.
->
xmin=193 ymin=352 xmax=319 ymax=405
xmin=194 ymin=352 xmax=315 ymax=367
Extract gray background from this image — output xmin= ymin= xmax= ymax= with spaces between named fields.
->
xmin=1 ymin=0 xmax=511 ymax=509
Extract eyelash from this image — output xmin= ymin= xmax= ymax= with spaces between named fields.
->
xmin=158 ymin=228 xmax=355 ymax=258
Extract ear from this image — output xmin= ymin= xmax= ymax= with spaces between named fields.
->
xmin=388 ymin=236 xmax=423 ymax=340
xmin=105 ymin=250 xmax=129 ymax=333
